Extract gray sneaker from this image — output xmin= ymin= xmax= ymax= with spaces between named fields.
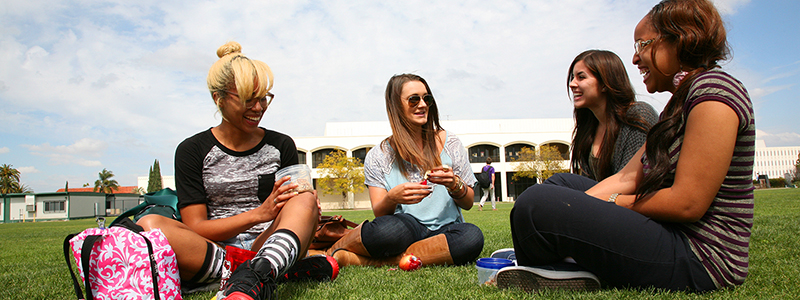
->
xmin=496 ymin=264 xmax=600 ymax=293
xmin=490 ymin=248 xmax=516 ymax=265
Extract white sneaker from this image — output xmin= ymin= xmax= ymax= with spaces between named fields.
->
xmin=496 ymin=264 xmax=600 ymax=293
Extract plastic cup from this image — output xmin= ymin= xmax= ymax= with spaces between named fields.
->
xmin=476 ymin=258 xmax=514 ymax=286
xmin=275 ymin=164 xmax=313 ymax=193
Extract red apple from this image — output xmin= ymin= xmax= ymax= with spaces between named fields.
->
xmin=398 ymin=254 xmax=422 ymax=271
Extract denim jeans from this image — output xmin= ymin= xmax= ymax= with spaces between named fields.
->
xmin=220 ymin=232 xmax=260 ymax=251
xmin=360 ymin=213 xmax=484 ymax=265
xmin=510 ymin=173 xmax=716 ymax=291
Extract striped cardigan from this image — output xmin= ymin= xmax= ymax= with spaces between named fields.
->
xmin=642 ymin=69 xmax=755 ymax=288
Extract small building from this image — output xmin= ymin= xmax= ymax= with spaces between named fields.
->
xmin=1 ymin=186 xmax=143 ymax=223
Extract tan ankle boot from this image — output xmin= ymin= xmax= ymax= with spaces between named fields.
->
xmin=305 ymin=249 xmax=326 ymax=257
xmin=331 ymin=249 xmax=399 ymax=267
xmin=326 ymin=222 xmax=370 ymax=257
xmin=404 ymin=234 xmax=454 ymax=266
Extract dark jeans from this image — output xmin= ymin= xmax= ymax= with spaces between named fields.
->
xmin=510 ymin=173 xmax=716 ymax=291
xmin=360 ymin=213 xmax=484 ymax=265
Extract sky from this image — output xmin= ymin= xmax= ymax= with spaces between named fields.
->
xmin=1 ymin=0 xmax=798 ymax=193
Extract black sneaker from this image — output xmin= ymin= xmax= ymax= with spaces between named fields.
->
xmin=217 ymin=258 xmax=276 ymax=300
xmin=278 ymin=254 xmax=339 ymax=283
xmin=496 ymin=263 xmax=600 ymax=293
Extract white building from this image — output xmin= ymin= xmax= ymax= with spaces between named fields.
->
xmin=295 ymin=119 xmax=574 ymax=210
xmin=754 ymin=140 xmax=800 ymax=183
xmin=138 ymin=119 xmax=799 ymax=211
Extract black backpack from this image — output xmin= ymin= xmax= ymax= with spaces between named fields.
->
xmin=477 ymin=166 xmax=493 ymax=189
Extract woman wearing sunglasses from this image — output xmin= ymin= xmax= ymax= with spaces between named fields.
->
xmin=568 ymin=49 xmax=658 ymax=181
xmin=495 ymin=0 xmax=754 ymax=293
xmin=138 ymin=41 xmax=336 ymax=300
xmin=326 ymin=73 xmax=484 ymax=268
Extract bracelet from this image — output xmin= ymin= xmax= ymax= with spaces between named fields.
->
xmin=608 ymin=193 xmax=620 ymax=203
xmin=450 ymin=183 xmax=468 ymax=199
xmin=447 ymin=175 xmax=465 ymax=196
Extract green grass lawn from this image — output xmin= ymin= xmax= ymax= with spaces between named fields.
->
xmin=1 ymin=188 xmax=798 ymax=299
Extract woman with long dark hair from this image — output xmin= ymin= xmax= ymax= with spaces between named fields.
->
xmin=568 ymin=50 xmax=658 ymax=181
xmin=326 ymin=73 xmax=484 ymax=268
xmin=495 ymin=0 xmax=754 ymax=293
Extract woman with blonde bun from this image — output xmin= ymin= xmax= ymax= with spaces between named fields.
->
xmin=137 ymin=41 xmax=337 ymax=300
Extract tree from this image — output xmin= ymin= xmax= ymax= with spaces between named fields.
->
xmin=1 ymin=164 xmax=21 ymax=194
xmin=317 ymin=150 xmax=366 ymax=209
xmin=511 ymin=145 xmax=568 ymax=183
xmin=794 ymin=153 xmax=800 ymax=185
xmin=133 ymin=187 xmax=146 ymax=195
xmin=93 ymin=168 xmax=120 ymax=194
xmin=147 ymin=159 xmax=163 ymax=193
xmin=0 ymin=164 xmax=32 ymax=194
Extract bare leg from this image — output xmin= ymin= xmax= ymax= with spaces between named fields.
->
xmin=137 ymin=215 xmax=212 ymax=279
xmin=252 ymin=191 xmax=319 ymax=257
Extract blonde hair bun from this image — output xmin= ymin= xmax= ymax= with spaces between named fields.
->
xmin=216 ymin=41 xmax=242 ymax=58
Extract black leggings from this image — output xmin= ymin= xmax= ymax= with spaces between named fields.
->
xmin=360 ymin=213 xmax=484 ymax=265
xmin=510 ymin=173 xmax=716 ymax=291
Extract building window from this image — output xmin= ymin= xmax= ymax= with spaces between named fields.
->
xmin=297 ymin=151 xmax=307 ymax=165
xmin=541 ymin=143 xmax=570 ymax=160
xmin=44 ymin=201 xmax=65 ymax=213
xmin=468 ymin=145 xmax=500 ymax=163
xmin=352 ymin=147 xmax=372 ymax=164
xmin=312 ymin=148 xmax=337 ymax=168
xmin=506 ymin=144 xmax=534 ymax=162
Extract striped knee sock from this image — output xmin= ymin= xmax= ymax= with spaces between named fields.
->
xmin=187 ymin=242 xmax=225 ymax=285
xmin=254 ymin=229 xmax=300 ymax=278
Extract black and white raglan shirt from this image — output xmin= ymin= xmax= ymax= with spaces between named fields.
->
xmin=175 ymin=128 xmax=299 ymax=234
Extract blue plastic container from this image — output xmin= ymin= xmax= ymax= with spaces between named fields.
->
xmin=476 ymin=258 xmax=514 ymax=285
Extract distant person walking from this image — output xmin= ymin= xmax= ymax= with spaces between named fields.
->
xmin=479 ymin=157 xmax=496 ymax=211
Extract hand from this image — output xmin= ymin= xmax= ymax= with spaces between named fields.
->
xmin=255 ymin=175 xmax=300 ymax=223
xmin=386 ymin=182 xmax=432 ymax=205
xmin=313 ymin=190 xmax=323 ymax=219
xmin=426 ymin=165 xmax=457 ymax=190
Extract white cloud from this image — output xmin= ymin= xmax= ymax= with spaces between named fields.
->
xmin=17 ymin=166 xmax=39 ymax=173
xmin=0 ymin=0 xmax=794 ymax=192
xmin=757 ymin=129 xmax=800 ymax=147
xmin=0 ymin=147 xmax=9 ymax=154
xmin=711 ymin=0 xmax=751 ymax=15
xmin=25 ymin=138 xmax=107 ymax=156
xmin=23 ymin=138 xmax=107 ymax=166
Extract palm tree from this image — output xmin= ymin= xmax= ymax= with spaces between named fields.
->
xmin=19 ymin=184 xmax=34 ymax=194
xmin=0 ymin=164 xmax=22 ymax=194
xmin=93 ymin=168 xmax=120 ymax=194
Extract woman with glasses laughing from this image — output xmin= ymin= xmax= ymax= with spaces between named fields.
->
xmin=496 ymin=0 xmax=754 ymax=294
xmin=138 ymin=41 xmax=337 ymax=300
xmin=325 ymin=73 xmax=484 ymax=269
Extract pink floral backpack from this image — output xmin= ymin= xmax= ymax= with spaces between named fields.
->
xmin=63 ymin=217 xmax=182 ymax=300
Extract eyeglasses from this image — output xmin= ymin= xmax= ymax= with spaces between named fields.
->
xmin=407 ymin=94 xmax=434 ymax=106
xmin=634 ymin=38 xmax=655 ymax=55
xmin=225 ymin=90 xmax=274 ymax=109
